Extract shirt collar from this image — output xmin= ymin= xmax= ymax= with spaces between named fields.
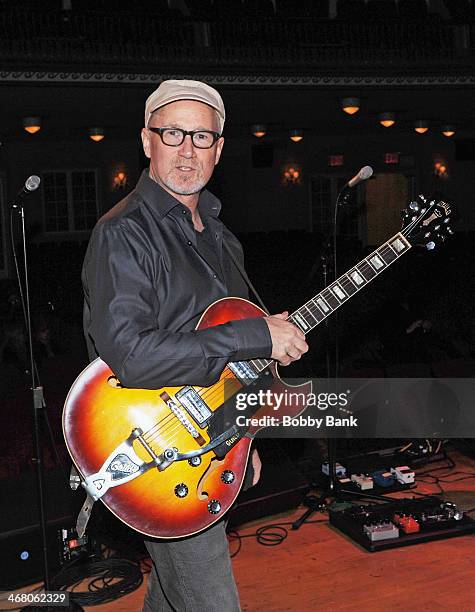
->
xmin=135 ymin=169 xmax=222 ymax=220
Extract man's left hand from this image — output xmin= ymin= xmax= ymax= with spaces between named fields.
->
xmin=251 ymin=449 xmax=261 ymax=486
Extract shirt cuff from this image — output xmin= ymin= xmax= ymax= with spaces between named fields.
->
xmin=229 ymin=317 xmax=272 ymax=361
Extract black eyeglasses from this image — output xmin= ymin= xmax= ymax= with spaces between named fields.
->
xmin=148 ymin=127 xmax=221 ymax=149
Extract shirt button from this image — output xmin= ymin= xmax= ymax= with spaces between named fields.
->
xmin=181 ymin=209 xmax=187 ymax=214
xmin=213 ymin=274 xmax=218 ymax=279
xmin=187 ymin=240 xmax=192 ymax=246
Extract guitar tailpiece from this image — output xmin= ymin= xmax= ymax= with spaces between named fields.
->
xmin=81 ymin=431 xmax=154 ymax=501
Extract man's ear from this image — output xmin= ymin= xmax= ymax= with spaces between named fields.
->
xmin=141 ymin=128 xmax=151 ymax=159
xmin=214 ymin=136 xmax=224 ymax=166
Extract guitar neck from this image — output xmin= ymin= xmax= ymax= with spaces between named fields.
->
xmin=250 ymin=231 xmax=412 ymax=373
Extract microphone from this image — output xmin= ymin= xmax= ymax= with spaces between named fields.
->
xmin=337 ymin=166 xmax=373 ymax=206
xmin=347 ymin=165 xmax=373 ymax=188
xmin=11 ymin=175 xmax=41 ymax=208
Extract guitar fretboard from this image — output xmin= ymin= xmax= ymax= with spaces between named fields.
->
xmin=249 ymin=232 xmax=411 ymax=374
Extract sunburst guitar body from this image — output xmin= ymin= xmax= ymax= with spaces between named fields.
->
xmin=63 ymin=297 xmax=311 ymax=538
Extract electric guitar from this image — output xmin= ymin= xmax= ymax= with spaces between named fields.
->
xmin=63 ymin=194 xmax=454 ymax=538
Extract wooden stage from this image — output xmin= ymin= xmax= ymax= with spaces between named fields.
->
xmin=88 ymin=449 xmax=475 ymax=612
xmin=9 ymin=448 xmax=475 ymax=611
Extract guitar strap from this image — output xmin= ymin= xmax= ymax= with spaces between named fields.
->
xmin=223 ymin=240 xmax=270 ymax=315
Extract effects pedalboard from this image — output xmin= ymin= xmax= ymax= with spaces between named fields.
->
xmin=329 ymin=496 xmax=475 ymax=552
xmin=322 ymin=461 xmax=416 ymax=495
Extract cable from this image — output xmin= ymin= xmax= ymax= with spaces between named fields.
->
xmin=227 ymin=517 xmax=329 ymax=558
xmin=50 ymin=558 xmax=143 ymax=606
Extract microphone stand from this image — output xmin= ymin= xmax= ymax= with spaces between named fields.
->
xmin=293 ymin=170 xmax=381 ymax=530
xmin=10 ymin=191 xmax=59 ymax=590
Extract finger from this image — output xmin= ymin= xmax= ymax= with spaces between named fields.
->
xmin=285 ymin=350 xmax=302 ymax=361
xmin=291 ymin=338 xmax=309 ymax=353
xmin=286 ymin=322 xmax=306 ymax=339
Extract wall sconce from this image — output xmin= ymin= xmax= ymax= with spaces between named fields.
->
xmin=251 ymin=124 xmax=267 ymax=138
xmin=283 ymin=165 xmax=301 ymax=186
xmin=89 ymin=127 xmax=105 ymax=142
xmin=441 ymin=125 xmax=456 ymax=137
xmin=289 ymin=129 xmax=304 ymax=142
xmin=23 ymin=116 xmax=42 ymax=134
xmin=414 ymin=120 xmax=429 ymax=134
xmin=113 ymin=171 xmax=127 ymax=190
xmin=434 ymin=161 xmax=448 ymax=179
xmin=379 ymin=112 xmax=396 ymax=128
xmin=341 ymin=97 xmax=360 ymax=115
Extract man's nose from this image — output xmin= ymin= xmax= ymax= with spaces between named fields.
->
xmin=178 ymin=134 xmax=195 ymax=158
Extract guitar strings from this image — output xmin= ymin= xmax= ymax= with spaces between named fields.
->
xmin=142 ymin=368 xmax=243 ymax=450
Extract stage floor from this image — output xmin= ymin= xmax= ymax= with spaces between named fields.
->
xmin=8 ymin=448 xmax=475 ymax=611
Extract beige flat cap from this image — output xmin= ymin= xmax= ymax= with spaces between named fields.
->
xmin=144 ymin=79 xmax=225 ymax=132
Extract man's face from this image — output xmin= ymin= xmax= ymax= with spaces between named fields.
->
xmin=141 ymin=100 xmax=224 ymax=199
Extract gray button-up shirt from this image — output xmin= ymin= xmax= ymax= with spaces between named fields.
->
xmin=82 ymin=170 xmax=272 ymax=389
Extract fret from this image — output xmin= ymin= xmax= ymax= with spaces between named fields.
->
xmin=339 ymin=274 xmax=358 ymax=296
xmin=390 ymin=235 xmax=409 ymax=253
xmin=378 ymin=242 xmax=398 ymax=263
xmin=368 ymin=253 xmax=385 ymax=271
xmin=315 ymin=296 xmax=331 ymax=314
xmin=308 ymin=299 xmax=325 ymax=321
xmin=250 ymin=358 xmax=271 ymax=372
xmin=329 ymin=282 xmax=348 ymax=302
xmin=321 ymin=289 xmax=339 ymax=310
xmin=302 ymin=305 xmax=318 ymax=325
xmin=348 ymin=268 xmax=366 ymax=287
xmin=292 ymin=311 xmax=311 ymax=332
xmin=357 ymin=260 xmax=376 ymax=280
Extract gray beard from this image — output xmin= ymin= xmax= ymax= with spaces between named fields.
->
xmin=164 ymin=176 xmax=207 ymax=196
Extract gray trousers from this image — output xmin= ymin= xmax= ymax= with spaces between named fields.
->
xmin=142 ymin=520 xmax=241 ymax=612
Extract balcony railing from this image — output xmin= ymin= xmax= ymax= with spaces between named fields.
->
xmin=0 ymin=11 xmax=472 ymax=70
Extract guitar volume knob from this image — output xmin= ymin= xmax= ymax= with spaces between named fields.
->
xmin=175 ymin=483 xmax=189 ymax=498
xmin=208 ymin=499 xmax=221 ymax=514
xmin=221 ymin=470 xmax=235 ymax=484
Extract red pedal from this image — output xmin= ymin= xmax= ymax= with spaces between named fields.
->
xmin=394 ymin=514 xmax=420 ymax=534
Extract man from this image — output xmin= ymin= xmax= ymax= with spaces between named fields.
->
xmin=82 ymin=79 xmax=308 ymax=611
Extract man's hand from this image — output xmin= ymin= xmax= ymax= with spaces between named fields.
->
xmin=251 ymin=449 xmax=261 ymax=486
xmin=264 ymin=311 xmax=309 ymax=366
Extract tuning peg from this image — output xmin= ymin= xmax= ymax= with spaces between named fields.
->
xmin=426 ymin=241 xmax=436 ymax=250
xmin=409 ymin=201 xmax=420 ymax=212
xmin=446 ymin=227 xmax=454 ymax=235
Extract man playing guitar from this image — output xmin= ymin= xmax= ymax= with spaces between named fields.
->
xmin=81 ymin=79 xmax=308 ymax=611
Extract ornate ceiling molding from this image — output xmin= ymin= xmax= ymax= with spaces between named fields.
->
xmin=0 ymin=71 xmax=474 ymax=87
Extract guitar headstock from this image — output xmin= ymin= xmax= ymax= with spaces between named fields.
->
xmin=401 ymin=194 xmax=455 ymax=250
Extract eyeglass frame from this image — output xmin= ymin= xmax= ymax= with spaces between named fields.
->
xmin=147 ymin=126 xmax=222 ymax=149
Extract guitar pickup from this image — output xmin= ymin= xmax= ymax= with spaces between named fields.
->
xmin=227 ymin=361 xmax=259 ymax=385
xmin=175 ymin=386 xmax=213 ymax=426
